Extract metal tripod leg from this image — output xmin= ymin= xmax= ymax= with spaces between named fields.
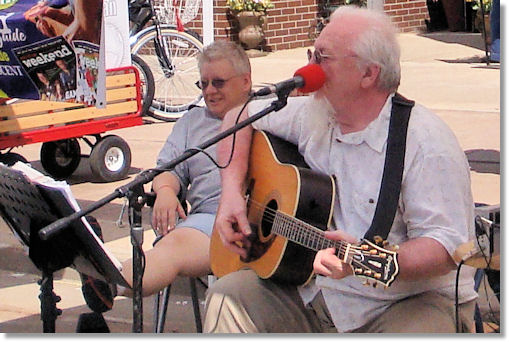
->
xmin=189 ymin=278 xmax=202 ymax=333
xmin=154 ymin=285 xmax=171 ymax=333
xmin=39 ymin=271 xmax=62 ymax=333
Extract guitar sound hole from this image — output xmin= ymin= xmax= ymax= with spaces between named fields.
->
xmin=261 ymin=199 xmax=278 ymax=238
xmin=241 ymin=200 xmax=278 ymax=263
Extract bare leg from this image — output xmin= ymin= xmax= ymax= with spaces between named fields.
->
xmin=121 ymin=227 xmax=211 ymax=297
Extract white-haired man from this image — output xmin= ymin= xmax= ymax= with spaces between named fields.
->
xmin=204 ymin=6 xmax=477 ymax=333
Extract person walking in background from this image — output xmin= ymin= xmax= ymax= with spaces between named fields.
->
xmin=489 ymin=0 xmax=499 ymax=62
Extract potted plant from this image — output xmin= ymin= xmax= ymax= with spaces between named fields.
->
xmin=227 ymin=0 xmax=274 ymax=51
xmin=345 ymin=0 xmax=367 ymax=6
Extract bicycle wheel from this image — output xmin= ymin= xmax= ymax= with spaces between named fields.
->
xmin=131 ymin=26 xmax=203 ymax=121
xmin=131 ymin=54 xmax=155 ymax=116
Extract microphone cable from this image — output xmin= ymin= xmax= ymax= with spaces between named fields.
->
xmin=147 ymin=94 xmax=254 ymax=174
xmin=455 ymin=216 xmax=500 ymax=333
xmin=455 ymin=259 xmax=465 ymax=333
xmin=184 ymin=94 xmax=254 ymax=170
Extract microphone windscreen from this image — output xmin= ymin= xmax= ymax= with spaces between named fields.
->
xmin=293 ymin=64 xmax=326 ymax=93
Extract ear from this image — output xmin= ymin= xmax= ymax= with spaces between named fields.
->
xmin=360 ymin=64 xmax=381 ymax=89
xmin=241 ymin=72 xmax=252 ymax=92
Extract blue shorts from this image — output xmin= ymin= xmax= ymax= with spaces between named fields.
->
xmin=176 ymin=212 xmax=215 ymax=237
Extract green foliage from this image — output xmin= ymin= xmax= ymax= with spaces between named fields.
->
xmin=226 ymin=0 xmax=274 ymax=13
xmin=345 ymin=0 xmax=367 ymax=6
xmin=472 ymin=0 xmax=492 ymax=13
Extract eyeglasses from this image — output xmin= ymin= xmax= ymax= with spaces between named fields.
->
xmin=195 ymin=76 xmax=236 ymax=90
xmin=307 ymin=49 xmax=358 ymax=64
xmin=307 ymin=49 xmax=334 ymax=64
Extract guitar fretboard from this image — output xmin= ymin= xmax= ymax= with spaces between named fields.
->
xmin=272 ymin=211 xmax=351 ymax=262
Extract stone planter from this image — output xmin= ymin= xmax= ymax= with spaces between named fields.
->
xmin=236 ymin=11 xmax=266 ymax=52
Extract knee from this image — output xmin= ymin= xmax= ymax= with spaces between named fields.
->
xmin=204 ymin=270 xmax=260 ymax=333
xmin=207 ymin=270 xmax=257 ymax=300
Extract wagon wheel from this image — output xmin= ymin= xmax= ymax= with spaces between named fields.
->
xmin=89 ymin=135 xmax=131 ymax=182
xmin=40 ymin=139 xmax=81 ymax=179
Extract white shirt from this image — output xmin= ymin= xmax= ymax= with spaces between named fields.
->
xmin=249 ymin=94 xmax=478 ymax=332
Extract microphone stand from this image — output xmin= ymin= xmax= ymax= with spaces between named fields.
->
xmin=38 ymin=90 xmax=291 ymax=333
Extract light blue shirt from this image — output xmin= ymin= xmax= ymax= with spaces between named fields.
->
xmin=157 ymin=106 xmax=222 ymax=215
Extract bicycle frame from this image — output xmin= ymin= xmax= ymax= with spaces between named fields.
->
xmin=129 ymin=0 xmax=174 ymax=75
xmin=128 ymin=0 xmax=153 ymax=36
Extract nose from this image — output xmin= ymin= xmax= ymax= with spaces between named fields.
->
xmin=203 ymin=83 xmax=219 ymax=95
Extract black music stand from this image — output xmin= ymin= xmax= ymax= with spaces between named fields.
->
xmin=0 ymin=164 xmax=129 ymax=332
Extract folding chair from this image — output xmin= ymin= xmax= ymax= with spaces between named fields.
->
xmin=151 ymin=233 xmax=208 ymax=333
xmin=145 ymin=191 xmax=212 ymax=333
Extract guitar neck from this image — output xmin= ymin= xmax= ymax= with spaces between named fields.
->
xmin=272 ymin=211 xmax=352 ymax=263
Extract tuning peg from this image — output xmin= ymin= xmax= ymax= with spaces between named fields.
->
xmin=379 ymin=252 xmax=387 ymax=258
xmin=363 ymin=280 xmax=371 ymax=286
xmin=372 ymin=282 xmax=378 ymax=288
xmin=388 ymin=244 xmax=399 ymax=251
xmin=373 ymin=235 xmax=383 ymax=245
xmin=374 ymin=273 xmax=382 ymax=279
xmin=369 ymin=249 xmax=378 ymax=255
xmin=382 ymin=240 xmax=390 ymax=247
xmin=363 ymin=270 xmax=372 ymax=276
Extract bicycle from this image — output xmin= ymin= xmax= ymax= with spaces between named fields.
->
xmin=129 ymin=0 xmax=204 ymax=122
xmin=131 ymin=54 xmax=155 ymax=117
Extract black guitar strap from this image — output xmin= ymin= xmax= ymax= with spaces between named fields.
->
xmin=363 ymin=93 xmax=414 ymax=242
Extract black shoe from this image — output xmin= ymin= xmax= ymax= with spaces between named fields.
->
xmin=81 ymin=273 xmax=114 ymax=313
xmin=80 ymin=216 xmax=114 ymax=313
xmin=76 ymin=312 xmax=110 ymax=333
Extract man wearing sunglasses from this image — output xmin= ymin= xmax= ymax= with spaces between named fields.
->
xmin=204 ymin=6 xmax=476 ymax=333
xmin=79 ymin=40 xmax=253 ymax=313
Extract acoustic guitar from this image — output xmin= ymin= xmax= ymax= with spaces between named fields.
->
xmin=210 ymin=130 xmax=399 ymax=287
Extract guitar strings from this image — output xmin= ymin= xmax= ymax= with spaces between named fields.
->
xmin=246 ymin=198 xmax=350 ymax=253
xmin=245 ymin=198 xmax=374 ymax=272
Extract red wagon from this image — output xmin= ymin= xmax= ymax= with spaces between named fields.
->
xmin=0 ymin=66 xmax=143 ymax=182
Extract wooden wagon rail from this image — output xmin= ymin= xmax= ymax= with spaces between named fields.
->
xmin=0 ymin=66 xmax=143 ymax=182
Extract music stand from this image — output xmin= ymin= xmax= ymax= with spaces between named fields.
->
xmin=0 ymin=164 xmax=129 ymax=332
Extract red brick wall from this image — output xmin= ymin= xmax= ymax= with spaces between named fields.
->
xmin=383 ymin=0 xmax=429 ymax=32
xmin=177 ymin=1 xmax=428 ymax=51
xmin=181 ymin=0 xmax=318 ymax=51
xmin=262 ymin=0 xmax=319 ymax=51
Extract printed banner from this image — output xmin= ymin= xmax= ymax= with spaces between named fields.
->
xmin=0 ymin=0 xmax=104 ymax=105
xmin=12 ymin=36 xmax=76 ymax=101
xmin=73 ymin=40 xmax=99 ymax=105
xmin=104 ymin=0 xmax=130 ymax=69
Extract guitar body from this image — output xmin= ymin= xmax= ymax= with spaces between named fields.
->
xmin=210 ymin=130 xmax=335 ymax=285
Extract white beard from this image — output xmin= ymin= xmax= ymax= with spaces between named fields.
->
xmin=311 ymin=92 xmax=337 ymax=124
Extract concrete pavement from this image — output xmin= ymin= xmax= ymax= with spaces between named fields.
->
xmin=0 ymin=31 xmax=501 ymax=333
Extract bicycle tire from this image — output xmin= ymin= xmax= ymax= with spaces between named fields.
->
xmin=131 ymin=54 xmax=155 ymax=116
xmin=131 ymin=26 xmax=203 ymax=121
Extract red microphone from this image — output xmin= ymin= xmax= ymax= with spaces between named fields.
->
xmin=253 ymin=64 xmax=326 ymax=97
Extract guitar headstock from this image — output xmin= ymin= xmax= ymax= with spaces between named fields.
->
xmin=346 ymin=238 xmax=399 ymax=288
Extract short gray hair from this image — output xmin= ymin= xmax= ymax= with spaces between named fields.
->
xmin=331 ymin=6 xmax=401 ymax=92
xmin=198 ymin=40 xmax=251 ymax=75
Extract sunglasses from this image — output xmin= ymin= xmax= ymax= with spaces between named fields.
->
xmin=195 ymin=76 xmax=237 ymax=90
xmin=307 ymin=49 xmax=334 ymax=64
